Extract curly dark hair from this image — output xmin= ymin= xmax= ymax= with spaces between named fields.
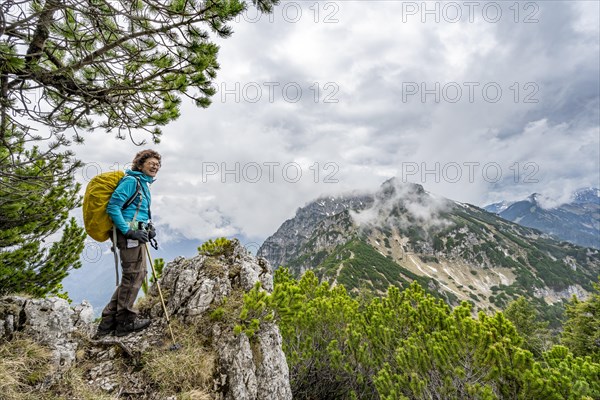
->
xmin=131 ymin=149 xmax=162 ymax=171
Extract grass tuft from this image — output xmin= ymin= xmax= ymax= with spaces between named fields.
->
xmin=48 ymin=367 xmax=116 ymax=400
xmin=0 ymin=337 xmax=52 ymax=400
xmin=143 ymin=321 xmax=216 ymax=396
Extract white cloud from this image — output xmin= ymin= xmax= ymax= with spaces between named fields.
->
xmin=350 ymin=180 xmax=452 ymax=233
xmin=64 ymin=0 xmax=599 ymax=243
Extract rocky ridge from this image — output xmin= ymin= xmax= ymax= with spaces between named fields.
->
xmin=0 ymin=240 xmax=292 ymax=399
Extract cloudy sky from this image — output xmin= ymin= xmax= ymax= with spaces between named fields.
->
xmin=72 ymin=0 xmax=600 ymax=247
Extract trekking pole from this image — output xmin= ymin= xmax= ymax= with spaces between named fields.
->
xmin=145 ymin=243 xmax=181 ymax=351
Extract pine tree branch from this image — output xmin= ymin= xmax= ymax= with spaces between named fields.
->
xmin=24 ymin=0 xmax=62 ymax=67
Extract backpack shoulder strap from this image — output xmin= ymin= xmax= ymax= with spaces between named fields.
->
xmin=121 ymin=176 xmax=142 ymax=211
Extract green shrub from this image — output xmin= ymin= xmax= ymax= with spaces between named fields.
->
xmin=142 ymin=257 xmax=165 ymax=295
xmin=198 ymin=237 xmax=233 ymax=256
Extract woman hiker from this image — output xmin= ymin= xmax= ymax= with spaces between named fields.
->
xmin=95 ymin=149 xmax=161 ymax=337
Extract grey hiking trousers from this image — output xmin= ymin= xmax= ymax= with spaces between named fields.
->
xmin=101 ymin=230 xmax=147 ymax=323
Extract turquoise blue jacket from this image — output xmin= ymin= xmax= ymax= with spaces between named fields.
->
xmin=106 ymin=170 xmax=154 ymax=235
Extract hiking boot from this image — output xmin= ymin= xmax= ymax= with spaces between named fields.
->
xmin=93 ymin=319 xmax=116 ymax=339
xmin=115 ymin=318 xmax=151 ymax=337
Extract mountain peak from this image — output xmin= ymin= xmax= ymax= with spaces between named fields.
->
xmin=259 ymin=180 xmax=600 ymax=313
xmin=527 ymin=193 xmax=542 ymax=205
xmin=379 ymin=178 xmax=425 ymax=195
xmin=572 ymin=187 xmax=600 ymax=204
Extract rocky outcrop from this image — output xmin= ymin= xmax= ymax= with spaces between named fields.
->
xmin=154 ymin=240 xmax=292 ymax=400
xmin=0 ymin=240 xmax=292 ymax=399
xmin=0 ymin=296 xmax=94 ymax=370
xmin=534 ymin=284 xmax=589 ymax=304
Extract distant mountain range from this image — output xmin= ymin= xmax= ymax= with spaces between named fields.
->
xmin=258 ymin=179 xmax=600 ymax=316
xmin=484 ymin=188 xmax=600 ymax=249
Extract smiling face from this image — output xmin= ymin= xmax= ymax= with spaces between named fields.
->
xmin=141 ymin=157 xmax=161 ymax=177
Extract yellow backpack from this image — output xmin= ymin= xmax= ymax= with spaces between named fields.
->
xmin=82 ymin=171 xmax=141 ymax=242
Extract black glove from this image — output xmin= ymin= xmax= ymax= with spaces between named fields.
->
xmin=148 ymin=225 xmax=156 ymax=240
xmin=125 ymin=229 xmax=149 ymax=243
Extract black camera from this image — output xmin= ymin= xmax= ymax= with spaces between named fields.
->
xmin=141 ymin=222 xmax=157 ymax=244
xmin=138 ymin=221 xmax=153 ymax=231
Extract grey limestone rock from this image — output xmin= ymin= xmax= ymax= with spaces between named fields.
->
xmin=157 ymin=239 xmax=292 ymax=400
xmin=0 ymin=296 xmax=93 ymax=372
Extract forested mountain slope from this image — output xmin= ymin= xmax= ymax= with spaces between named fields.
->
xmin=259 ymin=179 xmax=600 ymax=313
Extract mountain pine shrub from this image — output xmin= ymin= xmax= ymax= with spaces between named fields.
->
xmin=247 ymin=270 xmax=600 ymax=400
